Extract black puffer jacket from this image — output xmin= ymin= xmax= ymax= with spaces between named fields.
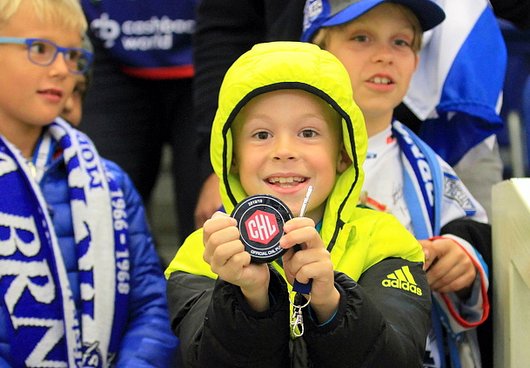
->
xmin=166 ymin=42 xmax=432 ymax=368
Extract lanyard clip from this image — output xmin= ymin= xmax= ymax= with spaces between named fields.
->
xmin=290 ymin=292 xmax=311 ymax=338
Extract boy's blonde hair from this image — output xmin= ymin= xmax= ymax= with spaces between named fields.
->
xmin=312 ymin=4 xmax=423 ymax=53
xmin=0 ymin=0 xmax=87 ymax=35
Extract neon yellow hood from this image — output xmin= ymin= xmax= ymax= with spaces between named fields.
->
xmin=210 ymin=41 xmax=367 ymax=248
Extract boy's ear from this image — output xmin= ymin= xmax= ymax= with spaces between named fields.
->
xmin=336 ymin=147 xmax=352 ymax=174
xmin=230 ymin=157 xmax=239 ymax=174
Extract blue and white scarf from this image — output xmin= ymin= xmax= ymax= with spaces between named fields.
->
xmin=392 ymin=121 xmax=443 ymax=240
xmin=392 ymin=121 xmax=489 ymax=368
xmin=0 ymin=119 xmax=129 ymax=367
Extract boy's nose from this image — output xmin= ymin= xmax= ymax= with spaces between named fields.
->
xmin=272 ymin=135 xmax=297 ymax=160
xmin=50 ymin=53 xmax=71 ymax=76
xmin=371 ymin=42 xmax=394 ymax=64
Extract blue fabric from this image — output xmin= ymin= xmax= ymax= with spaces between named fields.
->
xmin=498 ymin=25 xmax=530 ymax=174
xmin=437 ymin=8 xmax=506 ymax=123
xmin=81 ymin=0 xmax=198 ymax=69
xmin=405 ymin=1 xmax=507 ymax=166
xmin=420 ymin=113 xmax=500 ymax=166
xmin=421 ymin=10 xmax=506 ymax=164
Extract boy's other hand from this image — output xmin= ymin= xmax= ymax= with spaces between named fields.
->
xmin=203 ymin=211 xmax=270 ymax=311
xmin=281 ymin=217 xmax=339 ymax=323
xmin=420 ymin=238 xmax=477 ymax=296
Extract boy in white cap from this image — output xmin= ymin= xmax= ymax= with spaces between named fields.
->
xmin=302 ymin=0 xmax=490 ymax=366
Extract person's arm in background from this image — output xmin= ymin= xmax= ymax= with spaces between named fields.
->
xmin=193 ymin=0 xmax=305 ymax=228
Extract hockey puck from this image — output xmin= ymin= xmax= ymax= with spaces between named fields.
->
xmin=231 ymin=194 xmax=293 ymax=263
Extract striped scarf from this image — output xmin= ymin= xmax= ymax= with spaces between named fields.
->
xmin=0 ymin=119 xmax=129 ymax=367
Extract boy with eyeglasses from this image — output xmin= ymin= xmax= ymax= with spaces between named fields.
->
xmin=0 ymin=0 xmax=178 ymax=366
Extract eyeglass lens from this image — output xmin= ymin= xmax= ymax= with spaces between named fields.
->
xmin=28 ymin=39 xmax=89 ymax=73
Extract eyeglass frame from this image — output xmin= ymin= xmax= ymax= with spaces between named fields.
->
xmin=0 ymin=37 xmax=94 ymax=75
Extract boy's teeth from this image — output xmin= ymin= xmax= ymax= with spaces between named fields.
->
xmin=268 ymin=177 xmax=304 ymax=184
xmin=372 ymin=77 xmax=391 ymax=84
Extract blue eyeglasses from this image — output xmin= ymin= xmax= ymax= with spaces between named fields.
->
xmin=0 ymin=37 xmax=93 ymax=74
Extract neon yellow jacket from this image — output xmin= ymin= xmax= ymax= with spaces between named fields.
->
xmin=166 ymin=42 xmax=431 ymax=368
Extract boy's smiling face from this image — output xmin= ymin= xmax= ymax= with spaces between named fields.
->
xmin=324 ymin=3 xmax=419 ymax=135
xmin=231 ymin=89 xmax=350 ymax=222
xmin=0 ymin=0 xmax=80 ymax=153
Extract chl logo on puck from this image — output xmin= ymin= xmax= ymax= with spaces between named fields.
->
xmin=244 ymin=210 xmax=279 ymax=244
xmin=231 ymin=194 xmax=293 ymax=263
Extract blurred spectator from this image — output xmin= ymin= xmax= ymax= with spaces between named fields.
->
xmin=80 ymin=0 xmax=201 ymax=240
